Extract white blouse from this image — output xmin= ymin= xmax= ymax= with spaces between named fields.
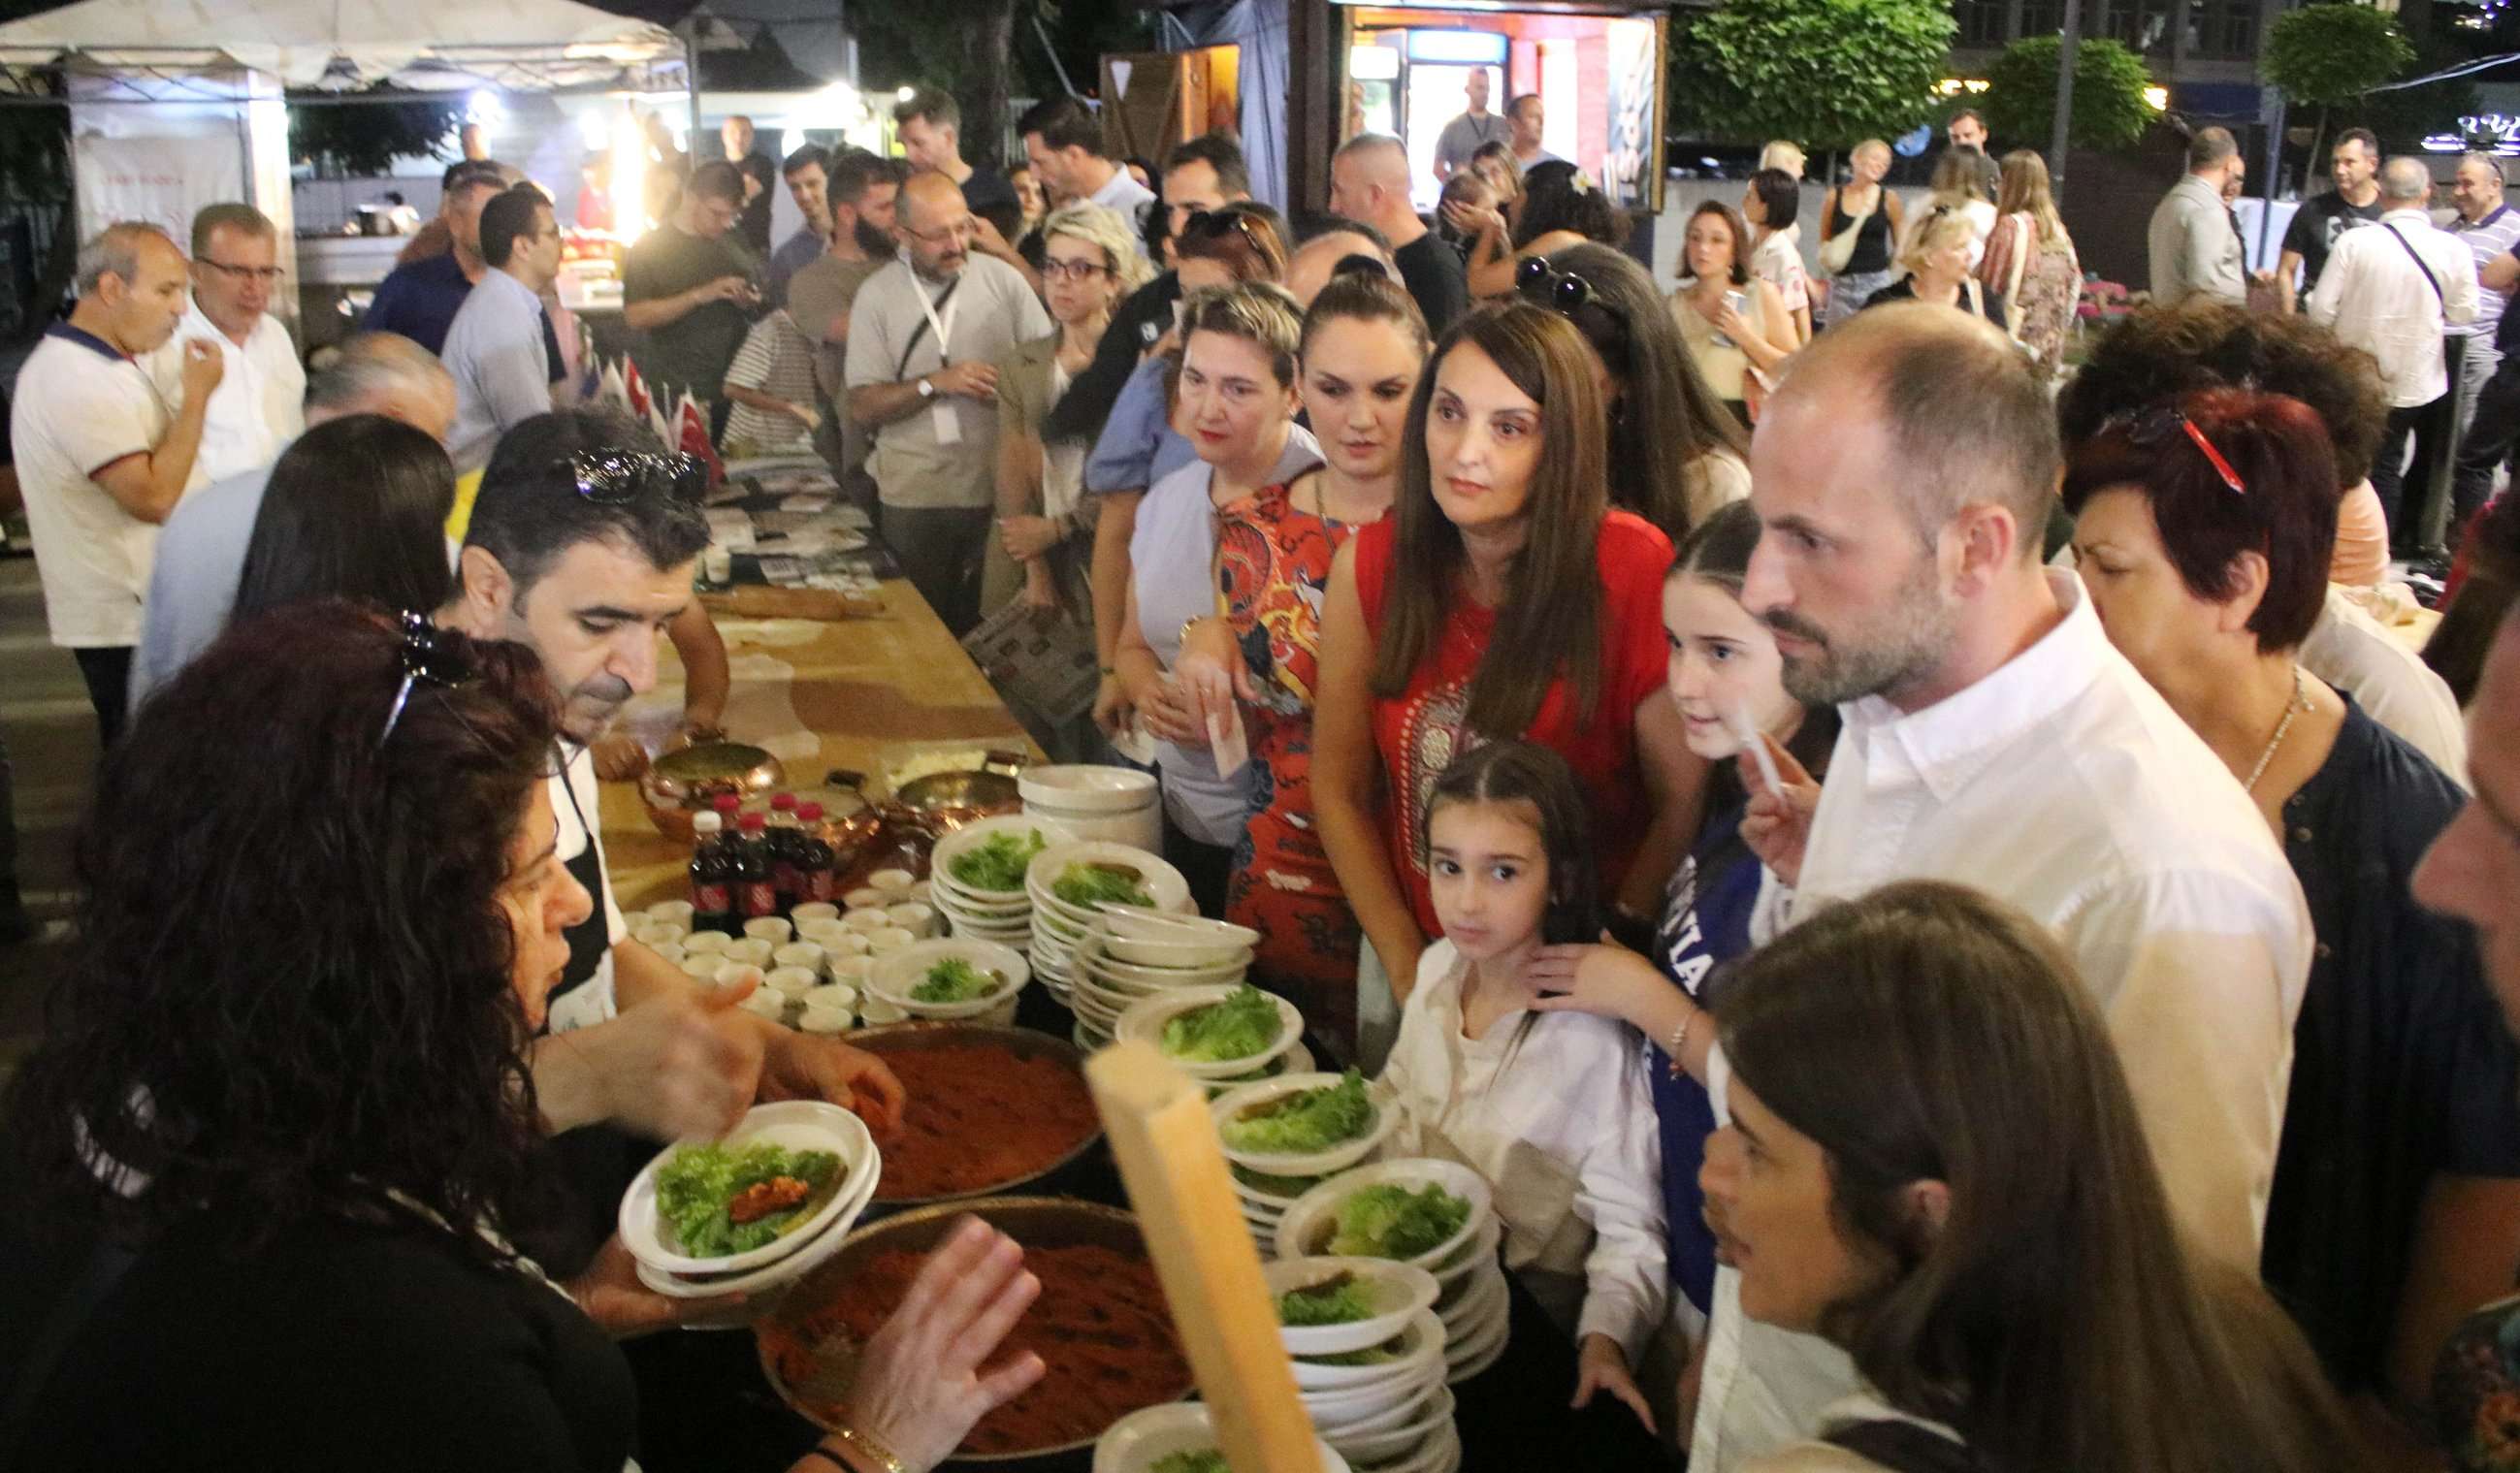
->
xmin=1378 ymin=940 xmax=1667 ymax=1361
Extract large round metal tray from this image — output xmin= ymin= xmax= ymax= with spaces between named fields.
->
xmin=755 ymin=1197 xmax=1191 ymax=1462
xmin=848 ymin=1021 xmax=1105 ymax=1205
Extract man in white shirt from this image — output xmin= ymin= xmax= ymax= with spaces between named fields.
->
xmin=144 ymin=204 xmax=304 ymax=486
xmin=1505 ymin=94 xmax=1560 ymax=171
xmin=845 ymin=171 xmax=1050 ymax=636
xmin=2309 ymin=157 xmax=2480 ymax=550
xmin=1018 ymin=96 xmax=1154 ymax=245
xmin=443 ymin=185 xmax=563 ymax=473
xmin=1691 ymin=304 xmax=2311 ymax=1473
xmin=11 ymin=221 xmax=223 ymax=744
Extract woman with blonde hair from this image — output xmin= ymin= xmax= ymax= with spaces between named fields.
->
xmin=1815 ymin=140 xmax=1903 ymax=329
xmin=1979 ymin=149 xmax=2083 ymax=381
xmin=985 ymin=203 xmax=1153 ymax=635
xmin=1860 ymin=208 xmax=2009 ymax=330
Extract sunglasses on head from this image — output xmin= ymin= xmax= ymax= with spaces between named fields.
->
xmin=1183 ymin=208 xmax=1270 ymax=258
xmin=2107 ymin=406 xmax=2247 ymax=497
xmin=379 ymin=610 xmax=477 ymax=747
xmin=1515 ymin=256 xmax=1632 ymax=372
xmin=555 ymin=450 xmax=710 ymax=505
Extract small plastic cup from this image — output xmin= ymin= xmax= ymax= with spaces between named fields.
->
xmin=845 ymin=887 xmax=888 ymax=910
xmin=886 ymin=902 xmax=937 ymax=938
xmin=774 ymin=942 xmax=826 ymax=978
xmin=634 ymin=919 xmax=689 ymax=947
xmin=797 ymin=1007 xmax=853 ymax=1035
xmin=797 ymin=917 xmax=853 ymax=947
xmin=713 ymin=961 xmax=767 ymax=993
xmin=798 ymin=982 xmax=857 ymax=1015
xmin=681 ymin=930 xmax=729 ymax=955
xmin=651 ymin=941 xmax=686 ymax=965
xmin=644 ymin=900 xmax=695 ymax=928
xmin=867 ymin=927 xmax=917 ymax=956
xmin=679 ymin=954 xmax=724 ymax=980
xmin=791 ymin=902 xmax=841 ymax=926
xmin=869 ymin=869 xmax=918 ymax=895
xmin=858 ymin=993 xmax=909 ymax=1025
xmin=824 ymin=930 xmax=872 ymax=957
xmin=740 ymin=987 xmax=788 ymax=1022
xmin=828 ymin=955 xmax=874 ymax=987
xmin=743 ymin=916 xmax=793 ymax=945
xmin=842 ymin=908 xmax=892 ymax=935
xmin=724 ymin=938 xmax=776 ymax=968
xmin=765 ymin=965 xmax=821 ymax=998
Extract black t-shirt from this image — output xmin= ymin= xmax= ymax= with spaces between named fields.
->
xmin=1394 ymin=231 xmax=1470 ymax=337
xmin=2259 ymin=701 xmax=2520 ymax=1395
xmin=960 ymin=165 xmax=1021 ymax=223
xmin=735 ymin=149 xmax=778 ymax=254
xmin=2282 ymin=191 xmax=2385 ymax=297
xmin=623 ymin=223 xmax=762 ymax=400
xmin=13 ymin=1211 xmax=635 ymax=1471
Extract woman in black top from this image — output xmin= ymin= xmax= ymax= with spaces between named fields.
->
xmin=2064 ymin=389 xmax=2520 ymax=1415
xmin=1816 ymin=138 xmax=1902 ymax=329
xmin=0 ymin=604 xmax=1042 ymax=1473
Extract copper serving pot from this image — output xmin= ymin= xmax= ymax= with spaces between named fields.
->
xmin=640 ymin=742 xmax=786 ymax=843
xmin=883 ymin=750 xmax=1030 ymax=835
xmin=795 ymin=776 xmax=885 ymax=870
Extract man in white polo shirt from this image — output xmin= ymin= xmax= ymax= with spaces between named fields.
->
xmin=144 ymin=203 xmax=305 ymax=485
xmin=11 ymin=221 xmax=222 ymax=744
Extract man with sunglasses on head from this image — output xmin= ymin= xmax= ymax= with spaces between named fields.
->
xmin=142 ymin=203 xmax=303 ymax=486
xmin=847 ymin=171 xmax=1050 ymax=635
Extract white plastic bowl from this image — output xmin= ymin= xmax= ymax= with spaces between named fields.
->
xmin=1076 ymin=942 xmax=1253 ymax=991
xmin=1322 ymin=1387 xmax=1457 ymax=1464
xmin=1099 ymin=913 xmax=1260 ymax=969
xmin=1265 ymin=1256 xmax=1441 ymax=1357
xmin=1298 ymin=1356 xmax=1447 ymax=1433
xmin=1115 ymin=984 xmax=1303 ymax=1081
xmin=632 ymin=1154 xmax=879 ymax=1299
xmin=618 ymin=1101 xmax=879 ymax=1276
xmin=1289 ymin=1307 xmax=1443 ymax=1392
xmin=1025 ymin=840 xmax=1191 ymax=919
xmin=1273 ymin=1160 xmax=1493 ymax=1271
xmin=1212 ymin=1073 xmax=1402 ymax=1178
xmin=1019 ymin=763 xmax=1159 ymax=814
xmin=1092 ymin=1402 xmax=1348 ymax=1473
xmin=865 ymin=938 xmax=1031 ymax=1020
xmin=931 ymin=815 xmax=1072 ymax=899
xmin=1438 ymin=1260 xmax=1509 ymax=1344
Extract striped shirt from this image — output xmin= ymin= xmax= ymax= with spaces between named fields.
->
xmin=2449 ymin=204 xmax=2520 ymax=339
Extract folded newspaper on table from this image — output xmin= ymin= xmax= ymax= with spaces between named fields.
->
xmin=961 ymin=598 xmax=1101 ymax=729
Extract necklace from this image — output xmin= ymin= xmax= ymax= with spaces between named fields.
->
xmin=2242 ymin=668 xmax=2310 ymax=795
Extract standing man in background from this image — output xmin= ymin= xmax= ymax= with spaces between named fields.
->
xmin=1331 ymin=134 xmax=1470 ymax=335
xmin=2310 ymin=156 xmax=2479 ymax=552
xmin=2280 ymin=130 xmax=2384 ymax=315
xmin=1433 ymin=67 xmax=1506 ymax=183
xmin=442 ymin=186 xmax=565 ymax=474
xmin=1018 ymin=96 xmax=1155 ymax=243
xmin=623 ymin=160 xmax=759 ymax=435
xmin=1505 ymin=95 xmax=1558 ymax=171
xmin=145 ymin=204 xmax=302 ymax=487
xmin=894 ymin=88 xmax=1023 ymax=235
xmin=763 ymin=144 xmax=832 ymax=307
xmin=363 ymin=160 xmax=520 ymax=356
xmin=2429 ymin=152 xmax=2520 ymax=557
xmin=790 ymin=150 xmax=902 ymax=496
xmin=2148 ymin=127 xmax=2250 ymax=308
xmin=844 ymin=172 xmax=1049 ymax=635
xmin=722 ymin=114 xmax=779 ymax=255
xmin=11 ymin=223 xmax=220 ymax=745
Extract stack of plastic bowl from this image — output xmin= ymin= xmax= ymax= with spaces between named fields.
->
xmin=1211 ymin=1073 xmax=1404 ymax=1242
xmin=1112 ymin=980 xmax=1308 ymax=1100
xmin=1019 ymin=764 xmax=1162 ymax=853
xmin=1024 ymin=839 xmax=1195 ymax=1003
xmin=1274 ymin=1160 xmax=1509 ymax=1386
xmin=1064 ymin=909 xmax=1259 ymax=1049
xmin=928 ymin=815 xmax=1073 ymax=953
xmin=1260 ymin=1257 xmax=1458 ymax=1472
xmin=1094 ymin=1402 xmax=1351 ymax=1473
xmin=616 ymin=1101 xmax=883 ymax=1326
xmin=864 ymin=937 xmax=1032 ymax=1027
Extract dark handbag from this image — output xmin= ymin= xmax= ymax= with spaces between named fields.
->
xmin=2382 ymin=223 xmax=2446 ymax=311
xmin=1822 ymin=1419 xmax=1986 ymax=1473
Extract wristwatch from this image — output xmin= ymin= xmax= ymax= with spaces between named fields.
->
xmin=916 ymin=376 xmax=937 ymax=400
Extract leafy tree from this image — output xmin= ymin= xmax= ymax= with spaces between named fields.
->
xmin=1982 ymin=36 xmax=2157 ymax=151
xmin=2264 ymin=3 xmax=2418 ymax=174
xmin=289 ymin=92 xmax=461 ymax=178
xmin=1665 ymin=0 xmax=1955 ymax=150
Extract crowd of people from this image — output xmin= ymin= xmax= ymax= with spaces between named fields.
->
xmin=6 ymin=86 xmax=2520 ymax=1473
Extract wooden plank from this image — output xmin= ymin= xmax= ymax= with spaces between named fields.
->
xmin=1087 ymin=1041 xmax=1322 ymax=1473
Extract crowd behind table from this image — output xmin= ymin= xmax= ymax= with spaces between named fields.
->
xmin=13 ymin=84 xmax=2520 ymax=1473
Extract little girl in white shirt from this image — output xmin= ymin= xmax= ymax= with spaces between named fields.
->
xmin=1378 ymin=740 xmax=1668 ymax=1432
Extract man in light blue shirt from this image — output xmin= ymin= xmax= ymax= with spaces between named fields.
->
xmin=443 ymin=186 xmax=563 ymax=475
xmin=130 ymin=333 xmax=455 ymax=709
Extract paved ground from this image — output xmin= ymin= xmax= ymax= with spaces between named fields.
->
xmin=1 ymin=553 xmax=85 ymax=1074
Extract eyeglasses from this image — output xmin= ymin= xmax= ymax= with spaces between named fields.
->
xmin=1041 ymin=258 xmax=1115 ymax=283
xmin=198 ymin=259 xmax=285 ymax=286
xmin=1183 ymin=209 xmax=1272 ymax=264
xmin=379 ymin=610 xmax=476 ymax=746
xmin=2110 ymin=406 xmax=2247 ymax=496
xmin=905 ymin=217 xmax=975 ymax=244
xmin=557 ymin=450 xmax=710 ymax=504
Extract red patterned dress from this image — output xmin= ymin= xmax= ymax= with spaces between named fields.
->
xmin=1216 ymin=478 xmax=1374 ymax=1060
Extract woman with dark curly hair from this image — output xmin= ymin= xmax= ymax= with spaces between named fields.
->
xmin=0 ymin=603 xmax=1042 ymax=1472
xmin=1466 ymin=159 xmax=1627 ymax=299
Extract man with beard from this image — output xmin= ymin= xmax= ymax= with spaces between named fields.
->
xmin=846 ymin=170 xmax=1049 ymax=634
xmin=1687 ymin=304 xmax=2311 ymax=1473
xmin=790 ymin=149 xmax=902 ymax=494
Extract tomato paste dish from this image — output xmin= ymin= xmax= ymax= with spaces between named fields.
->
xmin=856 ymin=1041 xmax=1100 ymax=1201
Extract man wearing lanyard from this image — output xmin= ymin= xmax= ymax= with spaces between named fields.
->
xmin=142 ymin=203 xmax=304 ymax=486
xmin=846 ymin=171 xmax=1050 ymax=636
xmin=448 ymin=409 xmax=904 ymax=1266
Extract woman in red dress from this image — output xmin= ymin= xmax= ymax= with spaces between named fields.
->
xmin=1179 ymin=269 xmax=1431 ymax=1062
xmin=1310 ymin=303 xmax=1703 ymax=1058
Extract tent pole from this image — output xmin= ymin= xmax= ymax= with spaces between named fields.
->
xmin=683 ymin=19 xmax=702 ymax=158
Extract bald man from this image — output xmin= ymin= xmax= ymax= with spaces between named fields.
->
xmin=1285 ymin=225 xmax=1398 ymax=307
xmin=844 ymin=171 xmax=1050 ymax=634
xmin=2309 ymin=156 xmax=2480 ymax=548
xmin=1331 ymin=134 xmax=1468 ymax=334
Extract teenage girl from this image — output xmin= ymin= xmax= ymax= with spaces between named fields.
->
xmin=1378 ymin=740 xmax=1667 ymax=1432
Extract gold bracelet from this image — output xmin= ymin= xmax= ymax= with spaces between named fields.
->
xmin=1179 ymin=614 xmax=1207 ymax=651
xmin=823 ymin=1425 xmax=909 ymax=1473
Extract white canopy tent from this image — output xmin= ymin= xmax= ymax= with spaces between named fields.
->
xmin=0 ymin=0 xmax=686 ymax=320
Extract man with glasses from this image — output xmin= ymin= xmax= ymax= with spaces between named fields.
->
xmin=364 ymin=160 xmax=561 ymax=372
xmin=624 ymin=160 xmax=761 ymax=436
xmin=846 ymin=171 xmax=1049 ymax=635
xmin=443 ymin=186 xmax=565 ymax=474
xmin=144 ymin=203 xmax=304 ymax=484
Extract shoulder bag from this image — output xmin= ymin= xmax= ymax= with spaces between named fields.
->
xmin=1821 ymin=187 xmax=1875 ymax=276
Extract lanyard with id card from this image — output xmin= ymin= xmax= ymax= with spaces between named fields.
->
xmin=913 ymin=275 xmax=964 ymax=445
